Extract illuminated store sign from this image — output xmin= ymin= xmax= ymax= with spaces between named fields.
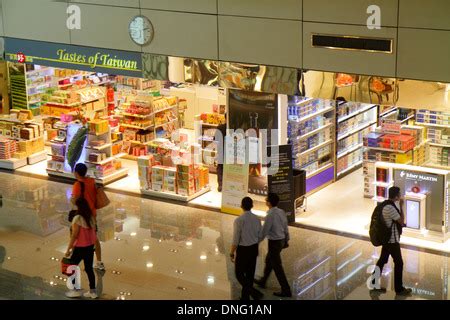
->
xmin=5 ymin=38 xmax=142 ymax=77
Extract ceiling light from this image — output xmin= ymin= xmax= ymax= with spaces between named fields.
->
xmin=200 ymin=255 xmax=207 ymax=260
xmin=186 ymin=241 xmax=193 ymax=246
xmin=143 ymin=245 xmax=150 ymax=251
xmin=146 ymin=262 xmax=154 ymax=268
xmin=207 ymin=276 xmax=215 ymax=285
xmin=130 ymin=232 xmax=137 ymax=237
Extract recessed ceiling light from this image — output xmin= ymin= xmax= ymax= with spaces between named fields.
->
xmin=186 ymin=241 xmax=192 ymax=246
xmin=143 ymin=245 xmax=150 ymax=251
xmin=146 ymin=262 xmax=154 ymax=268
xmin=200 ymin=255 xmax=207 ymax=260
xmin=170 ymin=249 xmax=178 ymax=253
xmin=175 ymin=269 xmax=184 ymax=274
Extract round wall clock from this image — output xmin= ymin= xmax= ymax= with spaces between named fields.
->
xmin=129 ymin=15 xmax=154 ymax=46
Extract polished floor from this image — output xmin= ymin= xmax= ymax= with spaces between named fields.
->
xmin=0 ymin=171 xmax=449 ymax=300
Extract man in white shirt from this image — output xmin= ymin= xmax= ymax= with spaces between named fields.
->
xmin=255 ymin=193 xmax=291 ymax=298
xmin=230 ymin=197 xmax=264 ymax=300
xmin=374 ymin=186 xmax=412 ymax=296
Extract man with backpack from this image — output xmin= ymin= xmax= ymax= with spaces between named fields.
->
xmin=370 ymin=186 xmax=412 ymax=296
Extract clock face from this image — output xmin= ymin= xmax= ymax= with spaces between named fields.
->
xmin=129 ymin=16 xmax=154 ymax=45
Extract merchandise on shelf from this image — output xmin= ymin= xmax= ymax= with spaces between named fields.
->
xmin=0 ymin=117 xmax=45 ymax=158
xmin=288 ymin=97 xmax=336 ymax=180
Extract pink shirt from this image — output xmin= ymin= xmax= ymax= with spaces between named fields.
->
xmin=72 ymin=215 xmax=97 ymax=247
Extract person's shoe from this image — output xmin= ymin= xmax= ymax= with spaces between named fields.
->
xmin=83 ymin=291 xmax=98 ymax=299
xmin=396 ymin=288 xmax=413 ymax=296
xmin=254 ymin=278 xmax=266 ymax=289
xmin=370 ymin=287 xmax=387 ymax=293
xmin=273 ymin=291 xmax=292 ymax=298
xmin=250 ymin=288 xmax=264 ymax=300
xmin=65 ymin=290 xmax=83 ymax=298
xmin=94 ymin=262 xmax=105 ymax=271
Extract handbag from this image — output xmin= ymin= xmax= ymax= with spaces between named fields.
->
xmin=95 ymin=186 xmax=110 ymax=209
xmin=61 ymin=256 xmax=76 ymax=276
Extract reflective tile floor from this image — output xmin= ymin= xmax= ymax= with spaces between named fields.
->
xmin=0 ymin=172 xmax=449 ymax=300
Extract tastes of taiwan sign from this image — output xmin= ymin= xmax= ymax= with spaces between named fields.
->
xmin=5 ymin=38 xmax=142 ymax=77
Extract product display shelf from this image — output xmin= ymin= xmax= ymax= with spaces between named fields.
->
xmin=337 ymin=160 xmax=363 ymax=177
xmin=0 ymin=157 xmax=28 ymax=170
xmin=337 ymin=143 xmax=364 ymax=159
xmin=141 ymin=186 xmax=211 ymax=202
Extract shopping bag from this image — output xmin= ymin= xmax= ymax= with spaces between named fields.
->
xmin=96 ymin=186 xmax=110 ymax=209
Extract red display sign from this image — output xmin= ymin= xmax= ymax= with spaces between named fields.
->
xmin=17 ymin=52 xmax=26 ymax=63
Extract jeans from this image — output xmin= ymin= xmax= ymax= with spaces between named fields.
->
xmin=235 ymin=244 xmax=259 ymax=300
xmin=71 ymin=245 xmax=96 ymax=290
xmin=261 ymin=239 xmax=291 ymax=294
xmin=375 ymin=243 xmax=404 ymax=293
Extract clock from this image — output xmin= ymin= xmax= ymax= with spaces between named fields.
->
xmin=129 ymin=15 xmax=154 ymax=46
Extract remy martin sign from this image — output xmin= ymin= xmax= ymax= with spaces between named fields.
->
xmin=5 ymin=38 xmax=142 ymax=77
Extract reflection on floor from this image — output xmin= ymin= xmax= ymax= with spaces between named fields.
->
xmin=296 ymin=168 xmax=450 ymax=253
xmin=0 ymin=172 xmax=448 ymax=300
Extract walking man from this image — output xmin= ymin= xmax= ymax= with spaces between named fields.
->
xmin=230 ymin=197 xmax=263 ymax=300
xmin=373 ymin=186 xmax=412 ymax=296
xmin=255 ymin=193 xmax=292 ymax=297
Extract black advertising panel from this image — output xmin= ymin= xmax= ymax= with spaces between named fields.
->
xmin=228 ymin=89 xmax=278 ymax=196
xmin=268 ymin=145 xmax=295 ymax=223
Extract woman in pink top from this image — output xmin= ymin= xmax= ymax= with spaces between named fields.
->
xmin=65 ymin=197 xmax=97 ymax=299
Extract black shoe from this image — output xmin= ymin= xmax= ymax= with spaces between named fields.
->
xmin=254 ymin=278 xmax=266 ymax=289
xmin=273 ymin=291 xmax=292 ymax=298
xmin=370 ymin=287 xmax=387 ymax=293
xmin=250 ymin=288 xmax=264 ymax=300
xmin=396 ymin=288 xmax=412 ymax=296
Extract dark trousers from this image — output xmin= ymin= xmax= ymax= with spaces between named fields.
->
xmin=71 ymin=245 xmax=96 ymax=290
xmin=375 ymin=243 xmax=404 ymax=292
xmin=261 ymin=239 xmax=291 ymax=294
xmin=235 ymin=244 xmax=259 ymax=300
xmin=217 ymin=164 xmax=223 ymax=191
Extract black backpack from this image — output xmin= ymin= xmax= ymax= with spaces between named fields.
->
xmin=369 ymin=200 xmax=397 ymax=247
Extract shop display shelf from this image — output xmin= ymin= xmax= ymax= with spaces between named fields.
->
xmin=141 ymin=186 xmax=211 ymax=202
xmin=47 ymin=167 xmax=129 ymax=185
xmin=27 ymin=150 xmax=47 ymax=165
xmin=120 ymin=123 xmax=154 ymax=130
xmin=337 ymin=143 xmax=363 ymax=159
xmin=428 ymin=142 xmax=450 ymax=148
xmin=297 ymin=123 xmax=333 ymax=141
xmin=45 ymin=101 xmax=81 ymax=107
xmin=290 ymin=106 xmax=334 ymax=124
xmin=201 ymin=123 xmax=219 ymax=127
xmin=85 ymin=156 xmax=117 ymax=165
xmin=297 ymin=140 xmax=333 ymax=158
xmin=400 ymin=114 xmax=415 ymax=123
xmin=365 ymin=146 xmax=411 ymax=154
xmin=306 ymin=163 xmax=334 ymax=179
xmin=338 ymin=104 xmax=377 ymax=123
xmin=338 ymin=121 xmax=377 ymax=141
xmin=85 ymin=143 xmax=112 ymax=151
xmin=424 ymin=162 xmax=450 ymax=170
xmin=372 ymin=196 xmax=387 ymax=203
xmin=155 ymin=118 xmax=178 ymax=130
xmin=337 ymin=160 xmax=363 ymax=177
xmin=379 ymin=107 xmax=398 ymax=118
xmin=415 ymin=122 xmax=450 ymax=129
xmin=120 ymin=112 xmax=153 ymax=119
xmin=56 ymin=72 xmax=95 ymax=82
xmin=152 ymin=105 xmax=177 ymax=115
xmin=0 ymin=157 xmax=28 ymax=170
xmin=26 ymin=67 xmax=51 ymax=76
xmin=88 ymin=131 xmax=109 ymax=137
xmin=372 ymin=180 xmax=394 ymax=187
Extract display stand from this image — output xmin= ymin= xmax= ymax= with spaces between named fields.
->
xmin=336 ymin=101 xmax=377 ymax=179
xmin=27 ymin=150 xmax=47 ymax=165
xmin=0 ymin=157 xmax=28 ymax=170
xmin=141 ymin=186 xmax=211 ymax=202
xmin=373 ymin=161 xmax=450 ymax=243
xmin=288 ymin=97 xmax=336 ymax=194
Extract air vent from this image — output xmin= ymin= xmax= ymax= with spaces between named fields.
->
xmin=312 ymin=34 xmax=393 ymax=53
